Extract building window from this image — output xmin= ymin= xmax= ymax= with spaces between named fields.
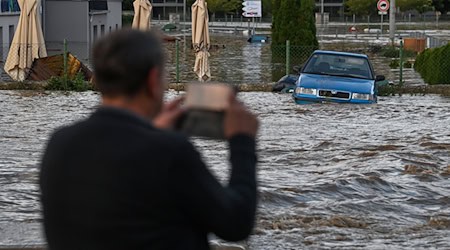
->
xmin=1 ymin=0 xmax=20 ymax=13
xmin=93 ymin=25 xmax=98 ymax=42
xmin=101 ymin=25 xmax=105 ymax=36
xmin=89 ymin=1 xmax=108 ymax=11
xmin=8 ymin=25 xmax=14 ymax=44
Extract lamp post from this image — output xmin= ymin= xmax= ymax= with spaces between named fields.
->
xmin=183 ymin=0 xmax=186 ymax=46
xmin=389 ymin=0 xmax=396 ymax=45
xmin=321 ymin=0 xmax=324 ymax=25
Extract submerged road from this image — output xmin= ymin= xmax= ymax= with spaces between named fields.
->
xmin=0 ymin=90 xmax=449 ymax=249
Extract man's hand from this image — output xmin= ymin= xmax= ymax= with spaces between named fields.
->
xmin=224 ymin=95 xmax=259 ymax=139
xmin=153 ymin=97 xmax=185 ymax=130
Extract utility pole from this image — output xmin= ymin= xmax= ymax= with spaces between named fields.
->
xmin=183 ymin=0 xmax=187 ymax=48
xmin=321 ymin=0 xmax=325 ymax=25
xmin=389 ymin=0 xmax=396 ymax=45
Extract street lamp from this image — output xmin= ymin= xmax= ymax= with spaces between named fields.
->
xmin=183 ymin=0 xmax=186 ymax=46
xmin=321 ymin=0 xmax=324 ymax=25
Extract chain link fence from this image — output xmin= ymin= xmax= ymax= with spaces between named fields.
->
xmin=164 ymin=41 xmax=317 ymax=84
xmin=1 ymin=37 xmax=448 ymax=86
xmin=414 ymin=43 xmax=450 ymax=85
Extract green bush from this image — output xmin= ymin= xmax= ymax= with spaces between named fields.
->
xmin=389 ymin=59 xmax=400 ymax=69
xmin=46 ymin=73 xmax=92 ymax=91
xmin=404 ymin=61 xmax=413 ymax=68
xmin=122 ymin=15 xmax=133 ymax=27
xmin=382 ymin=46 xmax=416 ymax=58
xmin=415 ymin=44 xmax=450 ymax=85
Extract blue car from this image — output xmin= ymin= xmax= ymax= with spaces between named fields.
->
xmin=293 ymin=50 xmax=385 ymax=104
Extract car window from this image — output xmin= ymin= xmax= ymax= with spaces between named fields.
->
xmin=303 ymin=53 xmax=373 ymax=79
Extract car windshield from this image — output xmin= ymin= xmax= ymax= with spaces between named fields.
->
xmin=303 ymin=53 xmax=373 ymax=80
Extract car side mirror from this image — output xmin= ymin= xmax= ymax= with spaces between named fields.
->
xmin=293 ymin=65 xmax=303 ymax=74
xmin=375 ymin=75 xmax=385 ymax=81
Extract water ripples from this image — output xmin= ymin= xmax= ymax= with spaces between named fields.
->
xmin=0 ymin=90 xmax=449 ymax=248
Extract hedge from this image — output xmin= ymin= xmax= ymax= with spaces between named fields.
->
xmin=414 ymin=43 xmax=450 ymax=85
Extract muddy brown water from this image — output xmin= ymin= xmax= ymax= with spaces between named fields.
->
xmin=0 ymin=90 xmax=449 ymax=249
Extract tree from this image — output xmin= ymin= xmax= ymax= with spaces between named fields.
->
xmin=345 ymin=0 xmax=378 ymax=16
xmin=206 ymin=0 xmax=241 ymax=15
xmin=272 ymin=0 xmax=318 ymax=47
xmin=432 ymin=0 xmax=450 ymax=15
xmin=123 ymin=0 xmax=133 ymax=10
xmin=271 ymin=0 xmax=318 ymax=79
xmin=262 ymin=0 xmax=272 ymax=16
xmin=397 ymin=0 xmax=433 ymax=13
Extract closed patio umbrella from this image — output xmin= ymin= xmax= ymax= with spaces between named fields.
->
xmin=4 ymin=0 xmax=47 ymax=81
xmin=132 ymin=0 xmax=152 ymax=31
xmin=192 ymin=0 xmax=211 ymax=81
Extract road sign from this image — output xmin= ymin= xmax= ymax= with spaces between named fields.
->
xmin=242 ymin=0 xmax=262 ymax=18
xmin=378 ymin=11 xmax=388 ymax=15
xmin=377 ymin=0 xmax=390 ymax=12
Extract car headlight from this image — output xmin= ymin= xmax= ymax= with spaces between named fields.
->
xmin=352 ymin=93 xmax=372 ymax=100
xmin=295 ymin=87 xmax=317 ymax=95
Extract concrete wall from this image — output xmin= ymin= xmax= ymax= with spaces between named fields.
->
xmin=44 ymin=1 xmax=88 ymax=43
xmin=0 ymin=13 xmax=20 ymax=60
xmin=107 ymin=1 xmax=122 ymax=32
xmin=90 ymin=13 xmax=108 ymax=44
xmin=44 ymin=0 xmax=122 ymax=62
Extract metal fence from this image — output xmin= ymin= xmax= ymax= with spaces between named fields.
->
xmin=164 ymin=41 xmax=317 ymax=84
xmin=0 ymin=42 xmax=92 ymax=82
xmin=1 ymin=38 xmax=447 ymax=86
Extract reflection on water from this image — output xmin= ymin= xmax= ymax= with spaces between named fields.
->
xmin=0 ymin=90 xmax=449 ymax=248
xmin=242 ymin=44 xmax=263 ymax=84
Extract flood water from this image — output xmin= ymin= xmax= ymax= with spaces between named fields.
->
xmin=0 ymin=90 xmax=449 ymax=249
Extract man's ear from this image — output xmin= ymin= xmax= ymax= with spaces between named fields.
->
xmin=145 ymin=68 xmax=161 ymax=98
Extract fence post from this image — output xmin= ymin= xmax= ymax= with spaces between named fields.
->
xmin=286 ymin=40 xmax=291 ymax=76
xmin=176 ymin=40 xmax=180 ymax=83
xmin=63 ymin=39 xmax=68 ymax=89
xmin=399 ymin=39 xmax=404 ymax=86
xmin=63 ymin=39 xmax=68 ymax=76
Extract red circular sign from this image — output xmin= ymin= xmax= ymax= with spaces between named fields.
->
xmin=377 ymin=0 xmax=390 ymax=11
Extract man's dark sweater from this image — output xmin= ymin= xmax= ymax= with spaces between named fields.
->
xmin=40 ymin=107 xmax=257 ymax=250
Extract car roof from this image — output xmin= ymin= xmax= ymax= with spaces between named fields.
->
xmin=313 ymin=50 xmax=369 ymax=59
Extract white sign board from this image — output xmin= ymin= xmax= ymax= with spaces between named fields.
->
xmin=242 ymin=0 xmax=262 ymax=18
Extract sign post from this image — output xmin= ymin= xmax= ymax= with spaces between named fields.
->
xmin=377 ymin=0 xmax=390 ymax=35
xmin=242 ymin=0 xmax=262 ymax=18
xmin=242 ymin=0 xmax=262 ymax=36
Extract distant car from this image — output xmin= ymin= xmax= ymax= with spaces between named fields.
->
xmin=293 ymin=50 xmax=385 ymax=104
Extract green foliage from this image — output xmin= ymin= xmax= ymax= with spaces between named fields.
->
xmin=389 ymin=59 xmax=400 ymax=69
xmin=207 ymin=0 xmax=242 ymax=14
xmin=381 ymin=46 xmax=416 ymax=58
xmin=123 ymin=0 xmax=133 ymax=10
xmin=122 ymin=15 xmax=133 ymax=27
xmin=397 ymin=0 xmax=433 ymax=13
xmin=271 ymin=0 xmax=318 ymax=81
xmin=271 ymin=0 xmax=318 ymax=47
xmin=432 ymin=0 xmax=450 ymax=15
xmin=404 ymin=61 xmax=413 ymax=68
xmin=345 ymin=0 xmax=378 ymax=16
xmin=46 ymin=73 xmax=91 ymax=91
xmin=415 ymin=44 xmax=450 ymax=85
